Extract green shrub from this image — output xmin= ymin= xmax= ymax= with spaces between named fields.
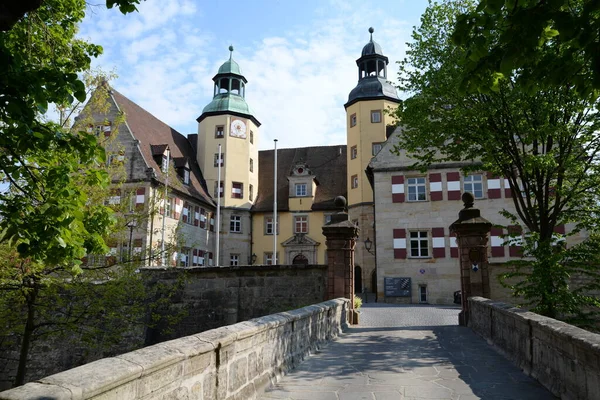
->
xmin=354 ymin=295 xmax=362 ymax=310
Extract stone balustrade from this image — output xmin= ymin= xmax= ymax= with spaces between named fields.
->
xmin=0 ymin=298 xmax=349 ymax=400
xmin=468 ymin=297 xmax=600 ymax=400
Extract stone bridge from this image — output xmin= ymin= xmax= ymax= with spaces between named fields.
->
xmin=2 ymin=297 xmax=600 ymax=400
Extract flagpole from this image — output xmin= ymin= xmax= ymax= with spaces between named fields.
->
xmin=161 ymin=148 xmax=170 ymax=266
xmin=273 ymin=139 xmax=278 ymax=265
xmin=216 ymin=143 xmax=222 ymax=267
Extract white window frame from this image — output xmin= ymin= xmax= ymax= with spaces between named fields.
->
xmin=161 ymin=155 xmax=169 ymax=173
xmin=294 ymin=215 xmax=308 ymax=234
xmin=183 ymin=169 xmax=190 ymax=185
xmin=407 ymin=177 xmax=427 ymax=201
xmin=372 ymin=142 xmax=383 ymax=156
xmin=371 ymin=110 xmax=382 ymax=123
xmin=351 ymin=175 xmax=358 ymax=189
xmin=230 ymin=215 xmax=242 ymax=233
xmin=350 ymin=113 xmax=357 ymax=127
xmin=295 ymin=183 xmax=307 ymax=197
xmin=230 ymin=254 xmax=239 ymax=266
xmin=215 ymin=125 xmax=224 ymax=138
xmin=264 ymin=252 xmax=278 ymax=265
xmin=464 ymin=174 xmax=484 ymax=199
xmin=350 ymin=145 xmax=357 ymax=159
xmin=409 ymin=231 xmax=430 ymax=258
xmin=265 ymin=216 xmax=279 ymax=235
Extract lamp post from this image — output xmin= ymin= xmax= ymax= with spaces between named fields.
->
xmin=251 ymin=253 xmax=257 ymax=265
xmin=126 ymin=217 xmax=137 ymax=262
xmin=364 ymin=237 xmax=375 ymax=255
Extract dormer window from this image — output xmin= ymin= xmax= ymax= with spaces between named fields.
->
xmin=183 ymin=168 xmax=190 ymax=185
xmin=295 ymin=183 xmax=307 ymax=197
xmin=161 ymin=155 xmax=169 ymax=173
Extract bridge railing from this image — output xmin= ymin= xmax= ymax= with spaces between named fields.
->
xmin=0 ymin=298 xmax=349 ymax=400
xmin=468 ymin=297 xmax=600 ymax=400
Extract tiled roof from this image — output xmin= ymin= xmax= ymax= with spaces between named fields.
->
xmin=110 ymin=89 xmax=214 ymax=207
xmin=253 ymin=145 xmax=347 ymax=212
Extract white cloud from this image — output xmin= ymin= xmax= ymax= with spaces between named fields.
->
xmin=78 ymin=1 xmax=422 ymax=149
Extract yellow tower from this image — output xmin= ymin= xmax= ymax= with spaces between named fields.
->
xmin=345 ymin=28 xmax=400 ymax=297
xmin=197 ymin=46 xmax=260 ymax=266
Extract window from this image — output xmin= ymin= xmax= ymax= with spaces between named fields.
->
xmin=214 ymin=181 xmax=223 ymax=198
xmin=350 ymin=113 xmax=357 ymax=127
xmin=407 ymin=177 xmax=427 ymax=201
xmin=249 ymin=184 xmax=254 ymax=201
xmin=250 ymin=130 xmax=254 ymax=144
xmin=410 ymin=231 xmax=429 ymax=257
xmin=230 ymin=254 xmax=239 ymax=266
xmin=295 ymin=183 xmax=307 ymax=196
xmin=249 ymin=158 xmax=254 ymax=172
xmin=179 ymin=248 xmax=190 ymax=267
xmin=265 ymin=216 xmax=279 ymax=235
xmin=264 ymin=252 xmax=278 ymax=265
xmin=372 ymin=142 xmax=383 ymax=156
xmin=215 ymin=125 xmax=224 ymax=138
xmin=294 ymin=215 xmax=308 ymax=234
xmin=214 ymin=153 xmax=224 ymax=167
xmin=231 ymin=182 xmax=243 ymax=199
xmin=161 ymin=155 xmax=169 ymax=173
xmin=165 ymin=197 xmax=175 ymax=218
xmin=182 ymin=202 xmax=193 ymax=224
xmin=351 ymin=145 xmax=357 ymax=159
xmin=351 ymin=175 xmax=358 ymax=189
xmin=419 ymin=286 xmax=427 ymax=303
xmin=230 ymin=215 xmax=242 ymax=233
xmin=183 ymin=169 xmax=190 ymax=185
xmin=371 ymin=110 xmax=382 ymax=123
xmin=324 ymin=214 xmax=332 ymax=225
xmin=464 ymin=174 xmax=484 ymax=199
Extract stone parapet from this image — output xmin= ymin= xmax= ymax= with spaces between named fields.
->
xmin=468 ymin=297 xmax=600 ymax=400
xmin=0 ymin=298 xmax=349 ymax=400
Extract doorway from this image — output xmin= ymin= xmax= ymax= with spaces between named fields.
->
xmin=354 ymin=265 xmax=362 ymax=293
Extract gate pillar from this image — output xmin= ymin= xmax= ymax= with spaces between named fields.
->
xmin=450 ymin=192 xmax=492 ymax=326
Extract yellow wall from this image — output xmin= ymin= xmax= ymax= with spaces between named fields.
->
xmin=251 ymin=210 xmax=330 ymax=265
xmin=346 ymin=99 xmax=398 ymax=206
xmin=197 ymin=115 xmax=259 ymax=209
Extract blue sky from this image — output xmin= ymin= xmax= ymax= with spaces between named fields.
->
xmin=79 ymin=0 xmax=429 ymax=150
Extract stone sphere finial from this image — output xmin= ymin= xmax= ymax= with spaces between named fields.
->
xmin=368 ymin=27 xmax=374 ymax=34
xmin=462 ymin=192 xmax=474 ymax=208
xmin=334 ymin=196 xmax=347 ymax=209
xmin=229 ymin=45 xmax=234 ymax=52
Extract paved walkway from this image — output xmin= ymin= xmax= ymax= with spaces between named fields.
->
xmin=260 ymin=304 xmax=555 ymax=400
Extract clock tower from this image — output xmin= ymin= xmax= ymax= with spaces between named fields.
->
xmin=345 ymin=28 xmax=400 ymax=295
xmin=197 ymin=46 xmax=261 ymax=266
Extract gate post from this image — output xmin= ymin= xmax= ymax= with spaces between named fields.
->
xmin=322 ymin=196 xmax=359 ymax=322
xmin=450 ymin=192 xmax=492 ymax=326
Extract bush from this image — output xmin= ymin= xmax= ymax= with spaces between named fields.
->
xmin=354 ymin=295 xmax=362 ymax=310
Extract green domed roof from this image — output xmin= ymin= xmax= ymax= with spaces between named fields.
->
xmin=217 ymin=59 xmax=242 ymax=76
xmin=202 ymin=93 xmax=253 ymax=115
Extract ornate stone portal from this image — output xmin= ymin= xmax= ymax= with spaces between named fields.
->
xmin=281 ymin=233 xmax=320 ymax=264
xmin=449 ymin=192 xmax=492 ymax=326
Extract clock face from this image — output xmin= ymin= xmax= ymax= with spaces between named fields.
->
xmin=230 ymin=119 xmax=247 ymax=139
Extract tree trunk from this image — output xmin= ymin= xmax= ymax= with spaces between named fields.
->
xmin=14 ymin=284 xmax=38 ymax=387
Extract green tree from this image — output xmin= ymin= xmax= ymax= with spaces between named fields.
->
xmin=452 ymin=0 xmax=600 ymax=98
xmin=396 ymin=0 xmax=600 ymax=324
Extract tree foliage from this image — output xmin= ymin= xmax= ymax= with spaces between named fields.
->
xmin=396 ymin=0 xmax=600 ymax=324
xmin=452 ymin=0 xmax=600 ymax=98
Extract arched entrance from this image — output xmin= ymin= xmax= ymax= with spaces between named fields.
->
xmin=292 ymin=254 xmax=308 ymax=265
xmin=355 ymin=265 xmax=362 ymax=293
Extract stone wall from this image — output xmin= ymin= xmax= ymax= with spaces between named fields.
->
xmin=468 ymin=297 xmax=600 ymax=400
xmin=0 ymin=299 xmax=349 ymax=400
xmin=142 ymin=264 xmax=328 ymax=343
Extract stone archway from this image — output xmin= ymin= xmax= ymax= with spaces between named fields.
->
xmin=354 ymin=265 xmax=362 ymax=293
xmin=292 ymin=254 xmax=308 ymax=265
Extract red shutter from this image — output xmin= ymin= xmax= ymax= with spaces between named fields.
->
xmin=391 ymin=176 xmax=405 ymax=203
xmin=554 ymin=225 xmax=566 ymax=235
xmin=393 ymin=228 xmax=406 ymax=259
xmin=450 ymin=232 xmax=459 ymax=258
xmin=508 ymin=225 xmax=523 ymax=257
xmin=504 ymin=178 xmax=512 ymax=198
xmin=431 ymin=227 xmax=445 ymax=258
xmin=490 ymin=227 xmax=505 ymax=257
xmin=487 ymin=172 xmax=501 ymax=199
xmin=429 ymin=173 xmax=443 ymax=201
xmin=446 ymin=172 xmax=461 ymax=200
xmin=135 ymin=187 xmax=146 ymax=210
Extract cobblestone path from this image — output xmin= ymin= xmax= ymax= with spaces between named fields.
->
xmin=260 ymin=303 xmax=555 ymax=400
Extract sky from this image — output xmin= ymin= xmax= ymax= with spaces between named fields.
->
xmin=78 ymin=0 xmax=430 ymax=150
